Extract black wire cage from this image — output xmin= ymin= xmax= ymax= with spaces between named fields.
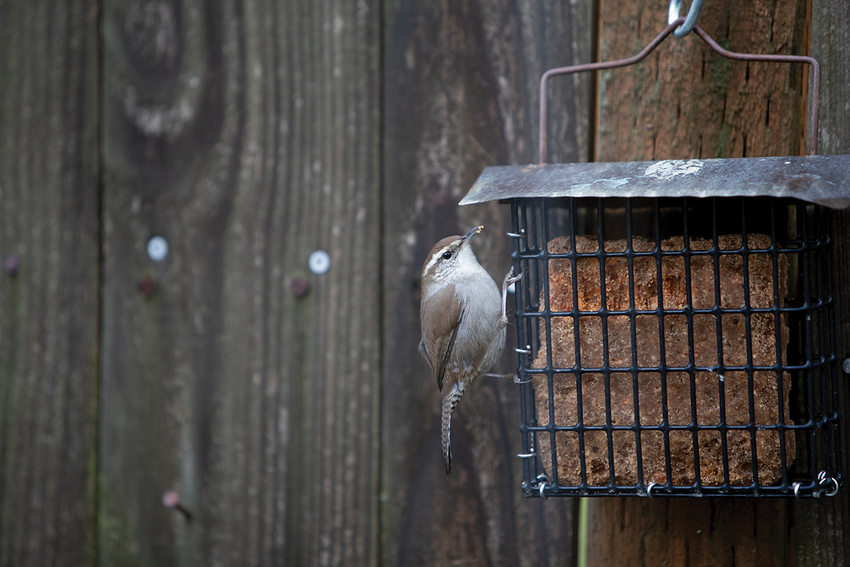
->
xmin=509 ymin=194 xmax=841 ymax=497
xmin=460 ymin=19 xmax=850 ymax=498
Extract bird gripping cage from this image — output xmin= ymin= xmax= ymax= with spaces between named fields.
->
xmin=460 ymin=17 xmax=850 ymax=498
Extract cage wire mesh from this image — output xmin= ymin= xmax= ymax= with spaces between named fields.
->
xmin=511 ymin=196 xmax=842 ymax=497
xmin=457 ymin=15 xmax=848 ymax=498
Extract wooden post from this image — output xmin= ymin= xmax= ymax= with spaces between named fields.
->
xmin=0 ymin=2 xmax=100 ymax=566
xmin=588 ymin=0 xmax=849 ymax=565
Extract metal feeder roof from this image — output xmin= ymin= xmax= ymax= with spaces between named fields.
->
xmin=460 ymin=17 xmax=850 ymax=212
xmin=459 ymin=154 xmax=850 ymax=210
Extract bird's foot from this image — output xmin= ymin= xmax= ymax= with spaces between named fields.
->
xmin=501 ymin=267 xmax=522 ymax=318
xmin=503 ymin=266 xmax=522 ymax=288
xmin=483 ymin=372 xmax=527 ymax=384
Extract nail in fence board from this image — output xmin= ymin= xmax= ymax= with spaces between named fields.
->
xmin=100 ymin=2 xmax=381 ymax=564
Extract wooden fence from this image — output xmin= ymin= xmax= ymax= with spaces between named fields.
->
xmin=0 ymin=1 xmax=848 ymax=565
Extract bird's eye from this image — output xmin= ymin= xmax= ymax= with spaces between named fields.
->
xmin=442 ymin=250 xmax=453 ymax=260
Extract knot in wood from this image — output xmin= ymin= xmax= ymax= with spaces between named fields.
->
xmin=125 ymin=1 xmax=178 ymax=68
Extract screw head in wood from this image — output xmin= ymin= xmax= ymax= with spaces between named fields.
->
xmin=309 ymin=250 xmax=330 ymax=274
xmin=147 ymin=236 xmax=169 ymax=262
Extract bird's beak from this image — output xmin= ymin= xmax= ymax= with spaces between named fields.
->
xmin=461 ymin=225 xmax=483 ymax=246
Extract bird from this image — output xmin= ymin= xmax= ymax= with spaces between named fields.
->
xmin=419 ymin=225 xmax=521 ymax=473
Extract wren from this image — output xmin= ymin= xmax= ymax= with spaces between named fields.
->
xmin=419 ymin=225 xmax=520 ymax=473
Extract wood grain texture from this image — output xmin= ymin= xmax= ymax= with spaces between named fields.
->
xmin=596 ymin=0 xmax=809 ymax=161
xmin=810 ymin=0 xmax=850 ymax=156
xmin=100 ymin=1 xmax=380 ymax=565
xmin=588 ymin=499 xmax=793 ymax=566
xmin=0 ymin=2 xmax=99 ymax=566
xmin=6 ymin=0 xmax=844 ymax=564
xmin=793 ymin=2 xmax=850 ymax=565
xmin=588 ymin=1 xmax=816 ymax=566
xmin=381 ymin=1 xmax=591 ymax=565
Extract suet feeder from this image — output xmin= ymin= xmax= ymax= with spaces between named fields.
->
xmin=460 ymin=17 xmax=850 ymax=498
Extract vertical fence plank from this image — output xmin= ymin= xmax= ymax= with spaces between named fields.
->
xmin=794 ymin=2 xmax=850 ymax=565
xmin=381 ymin=1 xmax=592 ymax=565
xmin=588 ymin=1 xmax=819 ymax=565
xmin=0 ymin=2 xmax=100 ymax=566
xmin=100 ymin=1 xmax=381 ymax=565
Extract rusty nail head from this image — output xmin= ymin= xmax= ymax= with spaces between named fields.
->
xmin=291 ymin=277 xmax=310 ymax=298
xmin=137 ymin=275 xmax=156 ymax=297
xmin=3 ymin=255 xmax=19 ymax=277
xmin=162 ymin=490 xmax=192 ymax=521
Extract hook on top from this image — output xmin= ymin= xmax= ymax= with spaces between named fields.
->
xmin=668 ymin=0 xmax=706 ymax=37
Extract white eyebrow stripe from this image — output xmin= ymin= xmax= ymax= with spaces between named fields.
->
xmin=424 ymin=245 xmax=452 ymax=274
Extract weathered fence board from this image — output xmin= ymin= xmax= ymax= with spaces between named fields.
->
xmin=381 ymin=1 xmax=592 ymax=565
xmin=793 ymin=1 xmax=850 ymax=565
xmin=0 ymin=2 xmax=99 ymax=566
xmin=100 ymin=1 xmax=381 ymax=565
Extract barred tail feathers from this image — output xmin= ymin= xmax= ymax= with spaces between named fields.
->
xmin=441 ymin=382 xmax=466 ymax=474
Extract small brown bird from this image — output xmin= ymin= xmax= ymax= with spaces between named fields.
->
xmin=419 ymin=225 xmax=520 ymax=473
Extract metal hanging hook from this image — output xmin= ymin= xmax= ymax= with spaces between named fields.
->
xmin=538 ymin=18 xmax=821 ymax=162
xmin=668 ymin=0 xmax=706 ymax=37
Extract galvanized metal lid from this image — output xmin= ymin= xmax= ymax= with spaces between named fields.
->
xmin=459 ymin=155 xmax=850 ymax=209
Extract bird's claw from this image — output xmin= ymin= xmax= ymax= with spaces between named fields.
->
xmin=503 ymin=267 xmax=522 ymax=288
xmin=501 ymin=267 xmax=522 ymax=319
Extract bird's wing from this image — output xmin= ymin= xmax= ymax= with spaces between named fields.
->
xmin=421 ymin=285 xmax=463 ymax=392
